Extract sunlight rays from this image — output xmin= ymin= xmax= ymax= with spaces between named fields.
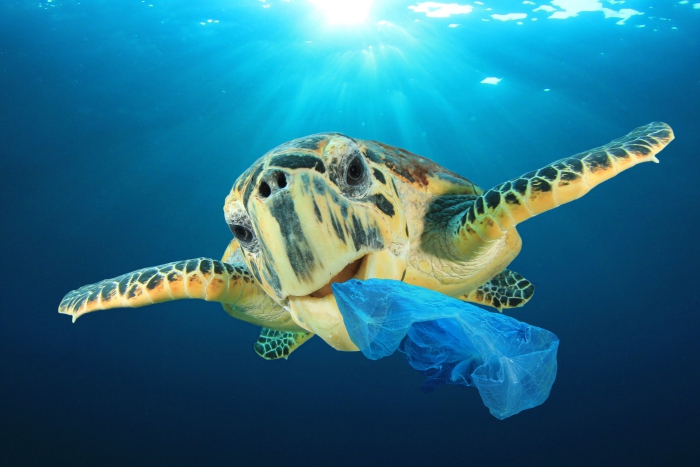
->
xmin=307 ymin=0 xmax=373 ymax=25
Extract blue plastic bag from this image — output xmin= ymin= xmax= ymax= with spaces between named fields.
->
xmin=333 ymin=279 xmax=559 ymax=420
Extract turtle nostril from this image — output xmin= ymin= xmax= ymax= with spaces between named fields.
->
xmin=258 ymin=171 xmax=289 ymax=199
xmin=259 ymin=182 xmax=271 ymax=198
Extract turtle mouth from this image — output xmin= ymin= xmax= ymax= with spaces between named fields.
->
xmin=286 ymin=249 xmax=404 ymax=350
xmin=308 ymin=255 xmax=366 ymax=299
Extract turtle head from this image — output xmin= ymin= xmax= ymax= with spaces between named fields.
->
xmin=224 ymin=133 xmax=409 ymax=349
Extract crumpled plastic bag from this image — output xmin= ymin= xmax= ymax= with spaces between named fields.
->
xmin=333 ymin=279 xmax=559 ymax=420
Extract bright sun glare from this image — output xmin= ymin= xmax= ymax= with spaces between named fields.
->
xmin=308 ymin=0 xmax=372 ymax=25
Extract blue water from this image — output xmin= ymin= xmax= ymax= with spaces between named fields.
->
xmin=2 ymin=0 xmax=699 ymax=465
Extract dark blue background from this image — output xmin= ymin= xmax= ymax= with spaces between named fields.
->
xmin=2 ymin=1 xmax=699 ymax=465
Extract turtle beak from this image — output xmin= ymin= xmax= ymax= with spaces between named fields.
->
xmin=286 ymin=249 xmax=406 ymax=351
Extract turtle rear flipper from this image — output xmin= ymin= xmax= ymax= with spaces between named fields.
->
xmin=456 ymin=122 xmax=674 ymax=250
xmin=461 ymin=269 xmax=535 ymax=311
xmin=254 ymin=328 xmax=314 ymax=360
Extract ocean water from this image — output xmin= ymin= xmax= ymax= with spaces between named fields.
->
xmin=1 ymin=0 xmax=699 ymax=465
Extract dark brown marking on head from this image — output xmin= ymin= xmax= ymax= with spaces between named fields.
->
xmin=313 ymin=199 xmax=322 ymax=222
xmin=339 ymin=198 xmax=349 ymax=219
xmin=269 ymin=154 xmax=326 ymax=174
xmin=390 ymin=178 xmax=399 ymax=196
xmin=349 ymin=214 xmax=365 ymax=251
xmin=371 ymin=144 xmax=419 ymax=183
xmin=173 ymin=261 xmax=187 ymax=272
xmin=368 ymin=193 xmax=395 ymax=217
xmin=372 ymin=168 xmax=386 ymax=184
xmin=312 ymin=177 xmax=326 ymax=196
xmin=329 ymin=211 xmax=347 ymax=244
xmin=262 ymin=264 xmax=282 ymax=296
xmin=294 ymin=135 xmax=326 ymax=150
xmin=249 ymin=262 xmax=263 ymax=284
xmin=348 ymin=214 xmax=383 ymax=252
xmin=213 ymin=261 xmax=224 ymax=275
xmin=299 ymin=172 xmax=311 ymax=194
xmin=363 ymin=148 xmax=383 ymax=164
xmin=235 ymin=164 xmax=255 ymax=193
xmin=268 ymin=192 xmax=316 ymax=281
xmin=370 ymin=141 xmax=483 ymax=194
xmin=243 ymin=163 xmax=265 ymax=208
xmin=384 ymin=159 xmax=416 ymax=183
xmin=257 ymin=233 xmax=277 ymax=273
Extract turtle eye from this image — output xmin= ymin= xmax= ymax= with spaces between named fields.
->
xmin=346 ymin=157 xmax=364 ymax=185
xmin=327 ymin=141 xmax=371 ymax=198
xmin=229 ymin=224 xmax=255 ymax=244
xmin=225 ymin=210 xmax=260 ymax=253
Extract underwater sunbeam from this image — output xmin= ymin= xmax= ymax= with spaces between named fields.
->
xmin=308 ymin=0 xmax=372 ymax=25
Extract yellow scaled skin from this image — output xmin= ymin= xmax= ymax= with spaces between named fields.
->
xmin=59 ymin=123 xmax=674 ymax=355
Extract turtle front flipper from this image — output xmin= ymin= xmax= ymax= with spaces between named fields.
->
xmin=254 ymin=328 xmax=314 ymax=360
xmin=456 ymin=122 xmax=674 ymax=248
xmin=461 ymin=269 xmax=535 ymax=311
xmin=58 ymin=258 xmax=267 ymax=322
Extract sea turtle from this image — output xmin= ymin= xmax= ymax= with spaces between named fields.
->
xmin=59 ymin=122 xmax=674 ymax=359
